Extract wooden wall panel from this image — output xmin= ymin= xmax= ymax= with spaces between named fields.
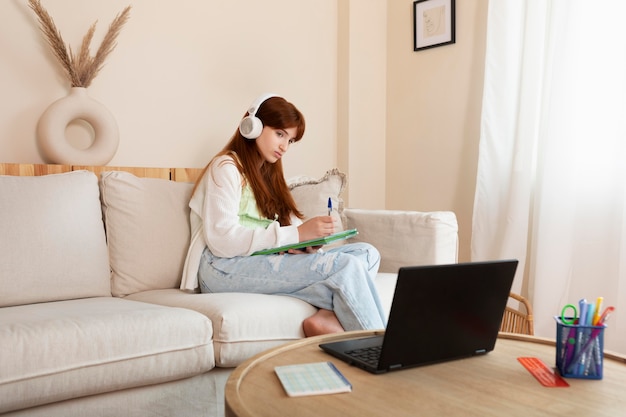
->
xmin=72 ymin=165 xmax=171 ymax=180
xmin=1 ymin=163 xmax=205 ymax=182
xmin=0 ymin=163 xmax=70 ymax=176
xmin=172 ymin=167 xmax=203 ymax=183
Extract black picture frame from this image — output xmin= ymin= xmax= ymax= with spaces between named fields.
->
xmin=413 ymin=0 xmax=456 ymax=51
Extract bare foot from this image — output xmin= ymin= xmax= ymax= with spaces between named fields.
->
xmin=302 ymin=309 xmax=345 ymax=337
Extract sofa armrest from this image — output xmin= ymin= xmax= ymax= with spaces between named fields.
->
xmin=343 ymin=208 xmax=458 ymax=273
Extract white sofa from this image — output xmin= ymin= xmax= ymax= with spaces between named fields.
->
xmin=0 ymin=163 xmax=458 ymax=417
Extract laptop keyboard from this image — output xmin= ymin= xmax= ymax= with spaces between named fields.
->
xmin=346 ymin=345 xmax=382 ymax=366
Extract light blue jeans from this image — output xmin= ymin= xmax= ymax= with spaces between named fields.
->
xmin=198 ymin=242 xmax=386 ymax=331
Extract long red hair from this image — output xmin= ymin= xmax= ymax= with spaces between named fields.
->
xmin=194 ymin=96 xmax=306 ymax=226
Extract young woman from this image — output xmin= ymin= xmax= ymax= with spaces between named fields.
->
xmin=181 ymin=94 xmax=386 ymax=336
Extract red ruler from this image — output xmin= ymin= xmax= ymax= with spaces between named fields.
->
xmin=517 ymin=357 xmax=569 ymax=387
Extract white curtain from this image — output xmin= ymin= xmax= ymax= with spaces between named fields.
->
xmin=473 ymin=0 xmax=626 ymax=353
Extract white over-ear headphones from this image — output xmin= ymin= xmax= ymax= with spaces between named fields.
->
xmin=239 ymin=93 xmax=278 ymax=139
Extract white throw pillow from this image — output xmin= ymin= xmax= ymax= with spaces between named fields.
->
xmin=100 ymin=171 xmax=193 ymax=297
xmin=288 ymin=168 xmax=346 ymax=231
xmin=0 ymin=170 xmax=110 ymax=307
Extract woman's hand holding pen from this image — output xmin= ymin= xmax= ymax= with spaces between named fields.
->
xmin=288 ymin=216 xmax=335 ymax=254
xmin=297 ymin=216 xmax=335 ymax=242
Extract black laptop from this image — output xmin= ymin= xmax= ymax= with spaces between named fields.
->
xmin=319 ymin=260 xmax=518 ymax=374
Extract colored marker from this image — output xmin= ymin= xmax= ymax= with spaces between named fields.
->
xmin=592 ymin=297 xmax=604 ymax=325
xmin=597 ymin=306 xmax=615 ymax=326
xmin=328 ymin=197 xmax=332 ymax=216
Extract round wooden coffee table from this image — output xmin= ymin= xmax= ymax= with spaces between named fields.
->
xmin=225 ymin=330 xmax=626 ymax=417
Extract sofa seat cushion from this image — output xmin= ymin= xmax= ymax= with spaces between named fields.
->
xmin=125 ymin=289 xmax=318 ymax=367
xmin=0 ymin=297 xmax=214 ymax=414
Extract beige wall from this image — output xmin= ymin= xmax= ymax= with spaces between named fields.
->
xmin=0 ymin=0 xmax=342 ymax=179
xmin=337 ymin=0 xmax=387 ymax=210
xmin=386 ymin=0 xmax=489 ymax=261
xmin=0 ymin=0 xmax=488 ymax=261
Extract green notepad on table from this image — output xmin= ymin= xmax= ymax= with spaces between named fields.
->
xmin=274 ymin=362 xmax=352 ymax=397
xmin=252 ymin=228 xmax=358 ymax=255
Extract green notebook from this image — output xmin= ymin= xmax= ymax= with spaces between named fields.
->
xmin=252 ymin=228 xmax=358 ymax=255
xmin=274 ymin=362 xmax=352 ymax=397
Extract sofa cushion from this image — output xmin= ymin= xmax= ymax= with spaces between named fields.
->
xmin=0 ymin=297 xmax=214 ymax=413
xmin=0 ymin=170 xmax=110 ymax=307
xmin=375 ymin=272 xmax=399 ymax=321
xmin=344 ymin=208 xmax=459 ymax=273
xmin=288 ymin=168 xmax=346 ymax=231
xmin=99 ymin=171 xmax=194 ymax=297
xmin=125 ymin=289 xmax=318 ymax=367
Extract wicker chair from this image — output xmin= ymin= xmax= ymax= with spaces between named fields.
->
xmin=500 ymin=292 xmax=534 ymax=335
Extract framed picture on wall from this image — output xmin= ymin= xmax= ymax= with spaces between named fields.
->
xmin=413 ymin=0 xmax=456 ymax=51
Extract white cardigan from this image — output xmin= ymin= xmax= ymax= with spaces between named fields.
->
xmin=180 ymin=155 xmax=301 ymax=291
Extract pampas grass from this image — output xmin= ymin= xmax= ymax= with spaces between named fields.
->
xmin=28 ymin=0 xmax=131 ymax=88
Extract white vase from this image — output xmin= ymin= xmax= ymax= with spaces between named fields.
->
xmin=37 ymin=87 xmax=119 ymax=165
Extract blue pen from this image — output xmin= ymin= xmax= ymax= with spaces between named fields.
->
xmin=584 ymin=302 xmax=596 ymax=376
xmin=327 ymin=197 xmax=332 ymax=216
xmin=593 ymin=336 xmax=602 ymax=376
xmin=575 ymin=299 xmax=588 ymax=375
xmin=586 ymin=302 xmax=595 ymax=326
xmin=578 ymin=299 xmax=588 ymax=326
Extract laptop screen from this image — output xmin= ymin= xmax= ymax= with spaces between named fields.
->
xmin=377 ymin=260 xmax=518 ymax=370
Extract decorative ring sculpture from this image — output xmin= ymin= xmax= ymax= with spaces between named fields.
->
xmin=37 ymin=87 xmax=119 ymax=165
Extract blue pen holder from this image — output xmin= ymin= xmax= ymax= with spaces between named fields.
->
xmin=555 ymin=317 xmax=605 ymax=379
